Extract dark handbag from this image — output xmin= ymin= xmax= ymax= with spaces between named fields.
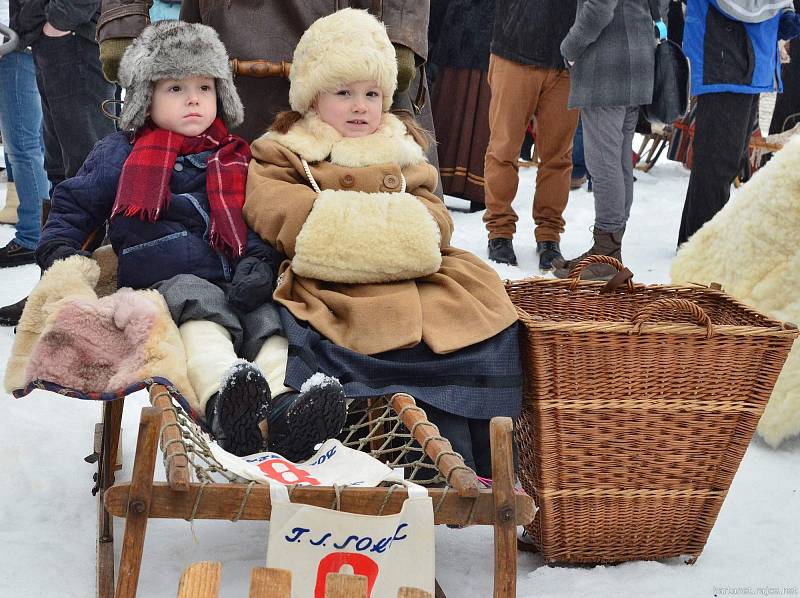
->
xmin=641 ymin=0 xmax=690 ymax=125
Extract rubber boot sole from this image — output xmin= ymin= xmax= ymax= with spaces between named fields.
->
xmin=269 ymin=382 xmax=347 ymax=462
xmin=217 ymin=366 xmax=270 ymax=456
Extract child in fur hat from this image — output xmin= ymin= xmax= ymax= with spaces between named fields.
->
xmin=35 ymin=21 xmax=346 ymax=461
xmin=245 ymin=9 xmax=523 ymax=476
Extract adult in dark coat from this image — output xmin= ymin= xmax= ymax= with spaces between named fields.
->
xmin=428 ymin=0 xmax=494 ymax=209
xmin=96 ymin=0 xmax=439 ymax=181
xmin=770 ymin=0 xmax=800 ymax=134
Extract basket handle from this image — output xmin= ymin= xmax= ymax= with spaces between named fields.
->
xmin=567 ymin=255 xmax=634 ymax=292
xmin=630 ymin=298 xmax=715 ymax=338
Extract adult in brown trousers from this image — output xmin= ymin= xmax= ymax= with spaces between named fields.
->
xmin=483 ymin=0 xmax=578 ymax=270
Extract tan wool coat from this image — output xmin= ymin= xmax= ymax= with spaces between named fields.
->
xmin=245 ymin=112 xmax=518 ymax=356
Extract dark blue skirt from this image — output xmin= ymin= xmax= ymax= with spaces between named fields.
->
xmin=279 ymin=306 xmax=523 ymax=420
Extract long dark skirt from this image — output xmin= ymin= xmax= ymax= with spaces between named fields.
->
xmin=279 ymin=307 xmax=523 ymax=477
xmin=280 ymin=306 xmax=523 ymax=419
xmin=432 ymin=67 xmax=491 ymax=206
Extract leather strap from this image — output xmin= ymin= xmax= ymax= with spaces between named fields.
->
xmin=97 ymin=4 xmax=150 ymax=31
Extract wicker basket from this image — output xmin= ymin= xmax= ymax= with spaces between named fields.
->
xmin=505 ymin=256 xmax=797 ymax=564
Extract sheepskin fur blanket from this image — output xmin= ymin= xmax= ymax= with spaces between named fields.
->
xmin=4 ymin=255 xmax=197 ymax=406
xmin=671 ymin=135 xmax=800 ymax=448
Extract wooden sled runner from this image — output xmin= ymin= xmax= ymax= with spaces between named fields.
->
xmin=93 ymin=386 xmax=535 ymax=598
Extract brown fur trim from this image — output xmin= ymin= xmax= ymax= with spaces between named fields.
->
xmin=271 ymin=110 xmax=304 ymax=134
xmin=391 ymin=109 xmax=433 ymax=152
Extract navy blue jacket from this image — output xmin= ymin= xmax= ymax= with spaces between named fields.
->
xmin=685 ymin=0 xmax=783 ymax=95
xmin=38 ymin=131 xmax=278 ymax=290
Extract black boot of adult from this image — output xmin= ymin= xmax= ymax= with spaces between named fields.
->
xmin=0 ymin=200 xmax=51 ymax=327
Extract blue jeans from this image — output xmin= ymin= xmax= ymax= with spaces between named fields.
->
xmin=0 ymin=50 xmax=49 ymax=249
xmin=572 ymin=116 xmax=588 ymax=179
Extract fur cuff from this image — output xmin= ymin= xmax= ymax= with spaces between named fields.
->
xmin=292 ymin=189 xmax=442 ymax=283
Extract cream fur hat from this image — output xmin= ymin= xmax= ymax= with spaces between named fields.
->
xmin=289 ymin=8 xmax=397 ymax=114
xmin=118 ymin=21 xmax=244 ymax=132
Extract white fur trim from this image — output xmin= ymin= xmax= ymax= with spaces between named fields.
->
xmin=292 ymin=189 xmax=441 ymax=283
xmin=289 ymin=9 xmax=397 ymax=113
xmin=671 ymin=134 xmax=800 ymax=447
xmin=267 ymin=112 xmax=426 ymax=168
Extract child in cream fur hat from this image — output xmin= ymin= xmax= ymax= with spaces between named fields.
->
xmin=245 ymin=9 xmax=523 ymax=476
xmin=35 ymin=21 xmax=347 ymax=461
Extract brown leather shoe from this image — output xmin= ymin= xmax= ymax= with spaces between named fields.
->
xmin=554 ymin=228 xmax=624 ymax=280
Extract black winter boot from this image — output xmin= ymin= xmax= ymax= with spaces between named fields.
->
xmin=554 ymin=228 xmax=625 ymax=281
xmin=0 ymin=297 xmax=27 ymax=327
xmin=487 ymin=238 xmax=517 ymax=266
xmin=536 ymin=241 xmax=563 ymax=271
xmin=267 ymin=374 xmax=347 ymax=462
xmin=207 ymin=360 xmax=271 ymax=456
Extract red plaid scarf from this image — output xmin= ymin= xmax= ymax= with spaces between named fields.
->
xmin=112 ymin=117 xmax=251 ymax=258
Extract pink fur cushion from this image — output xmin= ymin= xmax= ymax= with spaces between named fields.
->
xmin=25 ymin=289 xmax=159 ymax=393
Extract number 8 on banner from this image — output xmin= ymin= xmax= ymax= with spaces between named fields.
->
xmin=258 ymin=458 xmax=321 ymax=486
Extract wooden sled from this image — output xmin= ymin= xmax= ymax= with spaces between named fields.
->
xmin=176 ymin=562 xmax=433 ymax=597
xmin=93 ymin=385 xmax=535 ymax=598
xmin=634 ymin=124 xmax=672 ymax=173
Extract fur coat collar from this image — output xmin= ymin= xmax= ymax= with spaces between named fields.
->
xmin=265 ymin=111 xmax=426 ymax=168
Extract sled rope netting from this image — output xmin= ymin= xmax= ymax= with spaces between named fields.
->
xmin=150 ymin=388 xmax=486 ymax=524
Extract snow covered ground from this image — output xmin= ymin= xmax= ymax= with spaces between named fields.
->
xmin=1 ymin=149 xmax=798 ymax=597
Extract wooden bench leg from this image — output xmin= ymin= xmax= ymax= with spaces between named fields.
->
xmin=249 ymin=568 xmax=292 ymax=597
xmin=490 ymin=417 xmax=517 ymax=598
xmin=114 ymin=406 xmax=161 ymax=598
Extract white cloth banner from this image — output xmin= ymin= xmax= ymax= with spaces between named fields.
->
xmin=208 ymin=438 xmax=405 ymax=487
xmin=266 ymin=483 xmax=435 ymax=598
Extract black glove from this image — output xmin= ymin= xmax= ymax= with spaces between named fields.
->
xmin=36 ymin=241 xmax=91 ymax=271
xmin=779 ymin=11 xmax=800 ymax=41
xmin=226 ymin=257 xmax=275 ymax=313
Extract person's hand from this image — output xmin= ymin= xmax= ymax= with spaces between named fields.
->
xmin=779 ymin=11 xmax=800 ymax=41
xmin=226 ymin=257 xmax=275 ymax=313
xmin=42 ymin=22 xmax=70 ymax=37
xmin=37 ymin=241 xmax=91 ymax=271
xmin=394 ymin=43 xmax=416 ymax=94
xmin=99 ymin=37 xmax=134 ymax=83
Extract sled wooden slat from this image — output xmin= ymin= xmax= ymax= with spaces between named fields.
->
xmin=150 ymin=388 xmax=189 ymax=492
xmin=104 ymin=481 xmax=533 ymax=525
xmin=115 ymin=407 xmax=160 ymax=598
xmin=249 ymin=568 xmax=291 ymax=597
xmin=391 ymin=393 xmax=480 ymax=498
xmin=398 ymin=588 xmax=434 ymax=598
xmin=490 ymin=418 xmax=517 ymax=598
xmin=325 ymin=572 xmax=368 ymax=597
xmin=176 ymin=561 xmax=221 ymax=598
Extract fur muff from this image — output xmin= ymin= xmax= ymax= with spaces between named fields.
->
xmin=292 ymin=189 xmax=442 ymax=283
xmin=289 ymin=8 xmax=398 ymax=114
xmin=118 ymin=20 xmax=244 ymax=131
xmin=671 ymin=134 xmax=800 ymax=448
xmin=5 ymin=255 xmax=197 ymax=407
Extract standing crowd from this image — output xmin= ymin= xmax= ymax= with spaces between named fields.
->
xmin=1 ymin=0 xmax=800 ymax=466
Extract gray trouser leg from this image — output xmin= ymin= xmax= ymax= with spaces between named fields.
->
xmin=581 ymin=105 xmax=640 ymax=232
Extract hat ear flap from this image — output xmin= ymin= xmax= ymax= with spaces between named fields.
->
xmin=217 ymin=78 xmax=244 ymax=130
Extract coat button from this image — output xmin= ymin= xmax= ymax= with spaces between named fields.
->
xmin=383 ymin=174 xmax=399 ymax=189
xmin=340 ymin=174 xmax=355 ymax=187
xmin=173 ymin=162 xmax=184 ymax=172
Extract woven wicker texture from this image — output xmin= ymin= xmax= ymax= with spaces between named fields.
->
xmin=506 ymin=256 xmax=797 ymax=564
